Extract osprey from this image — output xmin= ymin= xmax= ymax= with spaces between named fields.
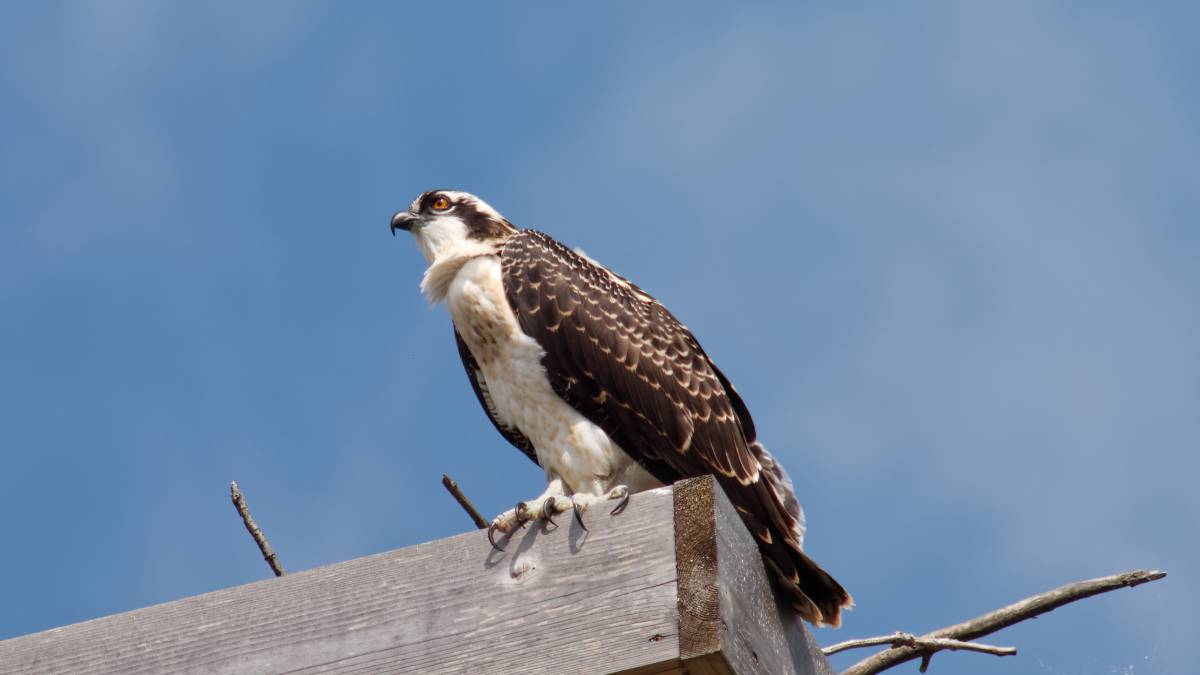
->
xmin=391 ymin=190 xmax=852 ymax=627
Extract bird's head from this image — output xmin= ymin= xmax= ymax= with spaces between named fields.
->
xmin=390 ymin=190 xmax=516 ymax=264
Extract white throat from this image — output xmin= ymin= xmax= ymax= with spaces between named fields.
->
xmin=411 ymin=215 xmax=500 ymax=304
xmin=412 ymin=215 xmax=471 ymax=264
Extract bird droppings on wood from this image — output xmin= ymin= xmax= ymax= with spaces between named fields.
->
xmin=510 ymin=560 xmax=535 ymax=581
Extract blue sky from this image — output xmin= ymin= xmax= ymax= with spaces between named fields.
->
xmin=2 ymin=2 xmax=1196 ymax=672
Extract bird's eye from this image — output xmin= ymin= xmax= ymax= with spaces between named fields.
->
xmin=431 ymin=196 xmax=451 ymax=212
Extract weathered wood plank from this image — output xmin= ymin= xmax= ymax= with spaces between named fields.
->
xmin=674 ymin=476 xmax=835 ymax=675
xmin=0 ymin=478 xmax=835 ymax=675
xmin=0 ymin=488 xmax=680 ymax=675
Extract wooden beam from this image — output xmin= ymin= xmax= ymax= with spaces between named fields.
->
xmin=0 ymin=477 xmax=834 ymax=675
xmin=674 ymin=476 xmax=834 ymax=675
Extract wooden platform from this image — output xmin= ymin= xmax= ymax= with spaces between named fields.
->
xmin=0 ymin=476 xmax=834 ymax=675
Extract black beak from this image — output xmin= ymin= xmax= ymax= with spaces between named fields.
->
xmin=390 ymin=211 xmax=418 ymax=236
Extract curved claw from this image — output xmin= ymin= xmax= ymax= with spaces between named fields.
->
xmin=542 ymin=496 xmax=559 ymax=528
xmin=610 ymin=490 xmax=631 ymax=516
xmin=573 ymin=502 xmax=589 ymax=532
xmin=515 ymin=501 xmax=530 ymax=524
xmin=487 ymin=522 xmax=506 ymax=552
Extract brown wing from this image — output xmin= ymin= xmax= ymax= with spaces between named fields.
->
xmin=500 ymin=230 xmax=757 ymax=485
xmin=454 ymin=328 xmax=538 ymax=465
xmin=500 ymin=230 xmax=851 ymax=626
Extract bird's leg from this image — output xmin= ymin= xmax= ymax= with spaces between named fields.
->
xmin=488 ymin=478 xmax=567 ymax=550
xmin=556 ymin=485 xmax=631 ymax=531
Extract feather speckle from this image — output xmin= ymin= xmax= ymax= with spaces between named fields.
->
xmin=401 ymin=190 xmax=851 ymax=626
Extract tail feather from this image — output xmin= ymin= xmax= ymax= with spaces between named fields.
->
xmin=705 ymin=364 xmax=852 ymax=626
xmin=729 ymin=442 xmax=853 ymax=627
xmin=768 ymin=536 xmax=853 ymax=627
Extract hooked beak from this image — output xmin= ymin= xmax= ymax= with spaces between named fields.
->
xmin=390 ymin=211 xmax=419 ymax=236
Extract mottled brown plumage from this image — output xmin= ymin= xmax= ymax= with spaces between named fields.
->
xmin=494 ymin=230 xmax=850 ymax=626
xmin=395 ymin=190 xmax=851 ymax=626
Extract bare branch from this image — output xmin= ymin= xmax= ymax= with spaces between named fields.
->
xmin=824 ymin=632 xmax=1014 ymax=658
xmin=441 ymin=473 xmax=488 ymax=530
xmin=839 ymin=569 xmax=1167 ymax=675
xmin=229 ymin=481 xmax=285 ymax=577
xmin=824 ymin=634 xmax=904 ymax=655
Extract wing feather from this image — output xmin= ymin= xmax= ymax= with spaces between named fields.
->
xmin=503 ymin=233 xmax=739 ymax=480
xmin=498 ymin=230 xmax=851 ymax=626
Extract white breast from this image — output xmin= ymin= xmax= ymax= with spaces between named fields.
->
xmin=445 ymin=255 xmax=660 ymax=496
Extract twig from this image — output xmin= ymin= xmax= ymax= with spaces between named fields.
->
xmin=826 ymin=632 xmax=1015 ymax=673
xmin=441 ymin=473 xmax=488 ymax=530
xmin=824 ymin=632 xmax=1014 ymax=658
xmin=229 ymin=481 xmax=285 ymax=577
xmin=838 ymin=569 xmax=1166 ymax=675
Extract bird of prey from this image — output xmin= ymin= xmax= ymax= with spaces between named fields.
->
xmin=390 ymin=190 xmax=852 ymax=627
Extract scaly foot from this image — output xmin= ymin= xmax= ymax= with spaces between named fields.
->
xmin=487 ymin=484 xmax=631 ymax=549
xmin=488 ymin=479 xmax=566 ymax=550
xmin=544 ymin=485 xmax=631 ymax=533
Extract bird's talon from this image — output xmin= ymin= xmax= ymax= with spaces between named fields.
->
xmin=573 ymin=502 xmax=588 ymax=531
xmin=610 ymin=490 xmax=631 ymax=516
xmin=487 ymin=522 xmax=506 ymax=552
xmin=543 ymin=496 xmax=559 ymax=528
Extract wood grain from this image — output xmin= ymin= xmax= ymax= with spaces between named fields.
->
xmin=674 ymin=475 xmax=835 ymax=675
xmin=0 ymin=478 xmax=835 ymax=675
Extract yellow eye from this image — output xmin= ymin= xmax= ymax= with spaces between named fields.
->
xmin=431 ymin=196 xmax=451 ymax=211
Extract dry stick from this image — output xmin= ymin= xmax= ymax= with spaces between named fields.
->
xmin=825 ymin=632 xmax=1015 ymax=660
xmin=229 ymin=481 xmax=285 ymax=577
xmin=837 ymin=569 xmax=1166 ymax=675
xmin=825 ymin=632 xmax=1015 ymax=657
xmin=441 ymin=473 xmax=488 ymax=530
